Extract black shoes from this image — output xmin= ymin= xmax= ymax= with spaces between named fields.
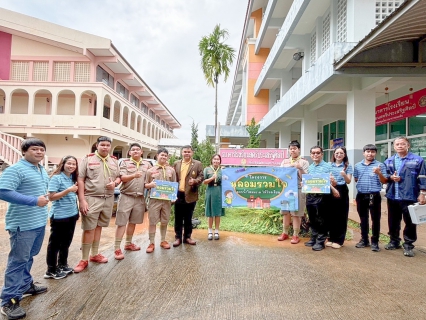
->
xmin=44 ymin=269 xmax=67 ymax=280
xmin=304 ymin=238 xmax=316 ymax=247
xmin=312 ymin=243 xmax=325 ymax=251
xmin=59 ymin=265 xmax=74 ymax=274
xmin=1 ymin=298 xmax=26 ymax=320
xmin=355 ymin=240 xmax=370 ymax=248
xmin=384 ymin=243 xmax=402 ymax=250
xmin=22 ymin=282 xmax=47 ymax=298
xmin=403 ymin=249 xmax=415 ymax=257
xmin=371 ymin=243 xmax=380 ymax=252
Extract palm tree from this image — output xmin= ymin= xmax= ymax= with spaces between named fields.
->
xmin=199 ymin=24 xmax=235 ymax=148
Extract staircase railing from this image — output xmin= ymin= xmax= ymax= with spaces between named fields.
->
xmin=0 ymin=132 xmax=23 ymax=166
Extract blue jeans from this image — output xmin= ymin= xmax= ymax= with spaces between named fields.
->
xmin=1 ymin=226 xmax=45 ymax=305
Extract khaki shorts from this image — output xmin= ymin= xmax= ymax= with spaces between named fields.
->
xmin=115 ymin=193 xmax=145 ymax=226
xmin=148 ymin=198 xmax=171 ymax=226
xmin=281 ymin=191 xmax=306 ymax=217
xmin=81 ymin=196 xmax=114 ymax=230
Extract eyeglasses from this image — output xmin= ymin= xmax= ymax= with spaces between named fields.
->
xmin=310 ymin=152 xmax=322 ymax=155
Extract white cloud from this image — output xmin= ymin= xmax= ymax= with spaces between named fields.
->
xmin=1 ymin=0 xmax=247 ymax=141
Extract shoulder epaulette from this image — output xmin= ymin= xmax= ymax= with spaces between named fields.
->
xmin=123 ymin=159 xmax=131 ymax=162
xmin=111 ymin=155 xmax=118 ymax=160
xmin=86 ymin=153 xmax=95 ymax=157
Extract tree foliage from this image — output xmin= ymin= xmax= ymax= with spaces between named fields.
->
xmin=191 ymin=121 xmax=200 ymax=160
xmin=246 ymin=117 xmax=261 ymax=148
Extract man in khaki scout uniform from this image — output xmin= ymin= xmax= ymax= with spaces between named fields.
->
xmin=74 ymin=136 xmax=121 ymax=273
xmin=172 ymin=145 xmax=203 ymax=247
xmin=114 ymin=143 xmax=152 ymax=260
xmin=144 ymin=148 xmax=177 ymax=253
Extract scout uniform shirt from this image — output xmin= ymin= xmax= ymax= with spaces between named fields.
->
xmin=146 ymin=164 xmax=177 ymax=185
xmin=120 ymin=159 xmax=152 ymax=196
xmin=79 ymin=153 xmax=120 ymax=197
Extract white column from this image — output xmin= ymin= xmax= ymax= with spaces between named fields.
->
xmin=346 ymin=0 xmax=376 ymax=42
xmin=346 ymin=87 xmax=376 ymax=200
xmin=301 ymin=106 xmax=317 ymax=157
xmin=279 ymin=125 xmax=291 ymax=148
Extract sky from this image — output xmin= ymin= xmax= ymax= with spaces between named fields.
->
xmin=1 ymin=0 xmax=248 ymax=142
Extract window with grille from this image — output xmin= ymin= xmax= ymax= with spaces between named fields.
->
xmin=322 ymin=13 xmax=330 ymax=53
xmin=375 ymin=1 xmax=405 ymax=25
xmin=336 ymin=0 xmax=347 ymax=42
xmin=54 ymin=62 xmax=71 ymax=82
xmin=11 ymin=61 xmax=29 ymax=81
xmin=96 ymin=65 xmax=114 ymax=89
xmin=116 ymin=82 xmax=129 ymax=100
xmin=149 ymin=110 xmax=155 ymax=119
xmin=103 ymin=106 xmax=110 ymax=119
xmin=74 ymin=62 xmax=90 ymax=82
xmin=142 ymin=104 xmax=148 ymax=114
xmin=33 ymin=62 xmax=48 ymax=81
xmin=310 ymin=32 xmax=317 ymax=65
xmin=130 ymin=94 xmax=138 ymax=107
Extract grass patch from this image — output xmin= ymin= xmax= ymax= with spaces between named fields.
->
xmin=347 ymin=219 xmax=390 ymax=243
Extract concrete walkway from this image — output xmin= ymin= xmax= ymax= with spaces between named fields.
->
xmin=0 ymin=202 xmax=425 ymax=319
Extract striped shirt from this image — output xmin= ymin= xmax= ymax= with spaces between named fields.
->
xmin=308 ymin=160 xmax=332 ymax=174
xmin=48 ymin=172 xmax=78 ymax=219
xmin=353 ymin=159 xmax=387 ymax=193
xmin=330 ymin=162 xmax=353 ymax=185
xmin=0 ymin=159 xmax=49 ymax=231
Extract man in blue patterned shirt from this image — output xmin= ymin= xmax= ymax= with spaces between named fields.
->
xmin=353 ymin=144 xmax=388 ymax=252
xmin=0 ymin=138 xmax=50 ymax=320
xmin=381 ymin=136 xmax=426 ymax=257
xmin=304 ymin=146 xmax=339 ymax=251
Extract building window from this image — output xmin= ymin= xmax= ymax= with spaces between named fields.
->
xmin=11 ymin=61 xmax=29 ymax=81
xmin=322 ymin=12 xmax=330 ymax=53
xmin=375 ymin=0 xmax=405 ymax=25
xmin=336 ymin=0 xmax=347 ymax=42
xmin=375 ymin=123 xmax=388 ymax=141
xmin=323 ymin=124 xmax=330 ymax=149
xmin=409 ymin=114 xmax=426 ymax=136
xmin=142 ymin=104 xmax=148 ymax=114
xmin=130 ymin=94 xmax=139 ymax=107
xmin=33 ymin=62 xmax=48 ymax=81
xmin=74 ymin=62 xmax=90 ymax=82
xmin=116 ymin=82 xmax=129 ymax=100
xmin=410 ymin=137 xmax=426 ymax=160
xmin=53 ymin=62 xmax=71 ymax=82
xmin=149 ymin=110 xmax=155 ymax=119
xmin=96 ymin=65 xmax=114 ymax=89
xmin=156 ymin=115 xmax=161 ymax=123
xmin=310 ymin=32 xmax=316 ymax=66
xmin=103 ymin=105 xmax=110 ymax=119
xmin=376 ymin=142 xmax=388 ymax=163
xmin=390 ymin=119 xmax=406 ymax=138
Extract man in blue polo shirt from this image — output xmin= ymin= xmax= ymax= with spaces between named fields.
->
xmin=353 ymin=144 xmax=388 ymax=252
xmin=304 ymin=146 xmax=339 ymax=251
xmin=382 ymin=136 xmax=426 ymax=257
xmin=0 ymin=138 xmax=50 ymax=320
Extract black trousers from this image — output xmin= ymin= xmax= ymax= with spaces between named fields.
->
xmin=306 ymin=194 xmax=330 ymax=244
xmin=328 ymin=184 xmax=349 ymax=245
xmin=387 ymin=198 xmax=417 ymax=250
xmin=46 ymin=214 xmax=78 ymax=271
xmin=174 ymin=191 xmax=196 ymax=240
xmin=356 ymin=192 xmax=381 ymax=243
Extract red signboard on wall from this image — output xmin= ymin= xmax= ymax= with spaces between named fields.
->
xmin=375 ymin=88 xmax=426 ymax=126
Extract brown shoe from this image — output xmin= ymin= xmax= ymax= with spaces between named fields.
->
xmin=160 ymin=241 xmax=171 ymax=249
xmin=183 ymin=238 xmax=196 ymax=245
xmin=172 ymin=239 xmax=182 ymax=247
xmin=146 ymin=243 xmax=155 ymax=253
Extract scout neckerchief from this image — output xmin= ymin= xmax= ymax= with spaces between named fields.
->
xmin=157 ymin=164 xmax=167 ymax=179
xmin=95 ymin=151 xmax=111 ymax=178
xmin=130 ymin=157 xmax=141 ymax=169
xmin=290 ymin=156 xmax=301 ymax=164
xmin=210 ymin=165 xmax=220 ymax=186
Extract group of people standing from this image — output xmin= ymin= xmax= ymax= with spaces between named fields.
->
xmin=0 ymin=136 xmax=207 ymax=320
xmin=278 ymin=137 xmax=426 ymax=257
xmin=0 ymin=135 xmax=425 ymax=320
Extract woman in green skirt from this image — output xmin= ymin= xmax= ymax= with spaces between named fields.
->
xmin=203 ymin=154 xmax=225 ymax=240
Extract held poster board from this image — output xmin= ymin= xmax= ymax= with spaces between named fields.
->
xmin=150 ymin=181 xmax=178 ymax=201
xmin=301 ymin=174 xmax=331 ymax=194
